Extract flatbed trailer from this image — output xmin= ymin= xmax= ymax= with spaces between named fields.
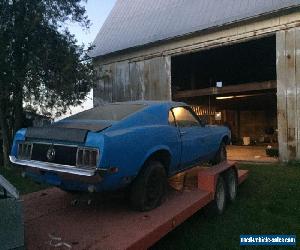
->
xmin=23 ymin=161 xmax=248 ymax=250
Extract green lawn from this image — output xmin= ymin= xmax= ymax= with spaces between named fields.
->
xmin=153 ymin=163 xmax=300 ymax=250
xmin=1 ymin=163 xmax=300 ymax=249
xmin=0 ymin=166 xmax=47 ymax=195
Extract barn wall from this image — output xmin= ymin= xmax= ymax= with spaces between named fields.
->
xmin=92 ymin=12 xmax=300 ymax=163
xmin=94 ymin=56 xmax=171 ymax=105
xmin=277 ymin=27 xmax=300 ymax=161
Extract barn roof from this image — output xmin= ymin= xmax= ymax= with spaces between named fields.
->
xmin=90 ymin=0 xmax=300 ymax=58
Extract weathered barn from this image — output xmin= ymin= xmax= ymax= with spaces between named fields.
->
xmin=90 ymin=0 xmax=300 ymax=162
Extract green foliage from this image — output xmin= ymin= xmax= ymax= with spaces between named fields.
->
xmin=0 ymin=0 xmax=95 ymax=115
xmin=0 ymin=0 xmax=96 ymax=165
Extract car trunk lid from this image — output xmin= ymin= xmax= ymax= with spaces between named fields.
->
xmin=25 ymin=120 xmax=112 ymax=143
xmin=25 ymin=126 xmax=89 ymax=143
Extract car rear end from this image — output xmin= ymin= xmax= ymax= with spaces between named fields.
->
xmin=10 ymin=126 xmax=107 ymax=192
xmin=9 ymin=103 xmax=149 ymax=192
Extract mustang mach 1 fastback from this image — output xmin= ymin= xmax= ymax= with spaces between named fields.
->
xmin=10 ymin=101 xmax=230 ymax=211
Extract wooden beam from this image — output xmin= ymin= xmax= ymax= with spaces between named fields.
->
xmin=173 ymin=80 xmax=277 ymax=99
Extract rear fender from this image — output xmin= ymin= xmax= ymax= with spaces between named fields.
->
xmin=139 ymin=145 xmax=172 ymax=174
xmin=84 ymin=132 xmax=106 ymax=168
xmin=11 ymin=128 xmax=27 ymax=156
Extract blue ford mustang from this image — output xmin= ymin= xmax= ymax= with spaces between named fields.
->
xmin=10 ymin=101 xmax=230 ymax=211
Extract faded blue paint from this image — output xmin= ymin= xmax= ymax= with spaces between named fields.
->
xmin=10 ymin=128 xmax=26 ymax=156
xmin=10 ymin=101 xmax=230 ymax=192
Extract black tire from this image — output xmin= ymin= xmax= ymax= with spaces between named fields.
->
xmin=211 ymin=142 xmax=227 ymax=165
xmin=130 ymin=161 xmax=167 ymax=211
xmin=224 ymin=168 xmax=238 ymax=202
xmin=206 ymin=176 xmax=226 ymax=216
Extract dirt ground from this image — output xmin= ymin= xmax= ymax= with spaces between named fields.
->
xmin=227 ymin=145 xmax=278 ymax=163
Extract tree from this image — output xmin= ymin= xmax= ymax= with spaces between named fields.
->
xmin=0 ymin=0 xmax=95 ymax=166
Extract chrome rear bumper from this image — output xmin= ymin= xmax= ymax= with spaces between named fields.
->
xmin=9 ymin=156 xmax=100 ymax=177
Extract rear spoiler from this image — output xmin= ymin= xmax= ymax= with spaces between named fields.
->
xmin=26 ymin=127 xmax=88 ymax=143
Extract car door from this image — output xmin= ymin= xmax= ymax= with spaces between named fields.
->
xmin=171 ymin=106 xmax=213 ymax=169
xmin=167 ymin=110 xmax=182 ymax=174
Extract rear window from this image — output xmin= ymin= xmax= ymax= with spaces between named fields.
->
xmin=64 ymin=103 xmax=146 ymax=121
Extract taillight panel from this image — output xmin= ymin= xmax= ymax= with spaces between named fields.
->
xmin=17 ymin=142 xmax=33 ymax=160
xmin=76 ymin=147 xmax=99 ymax=170
xmin=16 ymin=142 xmax=99 ymax=171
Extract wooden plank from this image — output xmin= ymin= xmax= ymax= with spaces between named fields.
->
xmin=276 ymin=31 xmax=288 ymax=162
xmin=143 ymin=58 xmax=152 ymax=100
xmin=296 ymin=28 xmax=300 ymax=159
xmin=173 ymin=80 xmax=277 ymax=99
xmin=165 ymin=56 xmax=172 ymax=100
xmin=93 ymin=64 xmax=113 ymax=105
xmin=285 ymin=29 xmax=297 ymax=160
xmin=93 ymin=73 xmax=105 ymax=106
xmin=144 ymin=57 xmax=171 ymax=100
xmin=106 ymin=63 xmax=114 ymax=103
xmin=129 ymin=61 xmax=145 ymax=100
xmin=97 ymin=57 xmax=171 ymax=103
xmin=113 ymin=61 xmax=130 ymax=102
xmin=149 ymin=57 xmax=162 ymax=100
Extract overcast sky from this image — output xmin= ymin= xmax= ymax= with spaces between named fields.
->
xmin=59 ymin=0 xmax=117 ymax=119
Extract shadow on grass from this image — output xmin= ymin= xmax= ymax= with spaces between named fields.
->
xmin=0 ymin=166 xmax=48 ymax=195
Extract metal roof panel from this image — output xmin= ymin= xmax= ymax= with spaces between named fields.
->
xmin=90 ymin=0 xmax=300 ymax=57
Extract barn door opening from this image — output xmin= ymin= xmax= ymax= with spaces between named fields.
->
xmin=171 ymin=35 xmax=278 ymax=162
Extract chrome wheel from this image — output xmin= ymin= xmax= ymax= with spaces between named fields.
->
xmin=225 ymin=168 xmax=237 ymax=202
xmin=216 ymin=177 xmax=226 ymax=212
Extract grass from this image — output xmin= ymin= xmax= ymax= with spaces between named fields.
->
xmin=1 ymin=163 xmax=300 ymax=249
xmin=153 ymin=163 xmax=300 ymax=250
xmin=0 ymin=166 xmax=47 ymax=195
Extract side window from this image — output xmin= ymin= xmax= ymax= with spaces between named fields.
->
xmin=168 ymin=110 xmax=176 ymax=126
xmin=172 ymin=107 xmax=200 ymax=127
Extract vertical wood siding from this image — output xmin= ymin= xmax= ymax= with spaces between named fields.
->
xmin=277 ymin=27 xmax=300 ymax=161
xmin=94 ymin=56 xmax=171 ymax=105
xmin=296 ymin=29 xmax=300 ymax=160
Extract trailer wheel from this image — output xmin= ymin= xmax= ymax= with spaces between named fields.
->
xmin=130 ymin=161 xmax=167 ymax=211
xmin=207 ymin=176 xmax=226 ymax=215
xmin=211 ymin=142 xmax=227 ymax=165
xmin=225 ymin=168 xmax=238 ymax=202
